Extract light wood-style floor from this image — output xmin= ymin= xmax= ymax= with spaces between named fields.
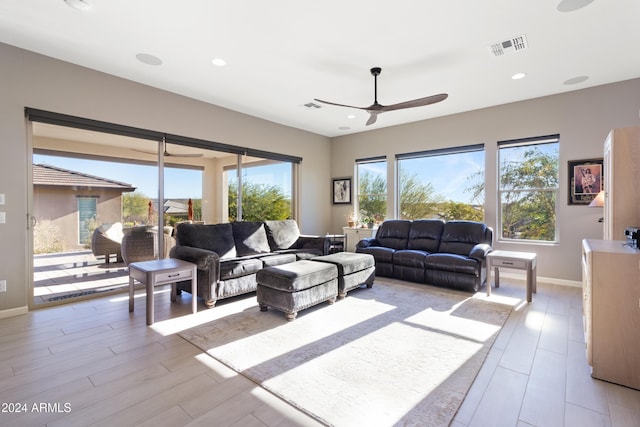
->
xmin=1 ymin=278 xmax=639 ymax=426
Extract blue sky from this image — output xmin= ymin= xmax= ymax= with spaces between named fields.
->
xmin=360 ymin=151 xmax=485 ymax=203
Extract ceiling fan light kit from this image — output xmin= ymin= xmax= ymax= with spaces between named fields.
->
xmin=315 ymin=67 xmax=448 ymax=126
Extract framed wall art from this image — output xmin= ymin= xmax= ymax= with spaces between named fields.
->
xmin=332 ymin=177 xmax=352 ymax=204
xmin=568 ymin=158 xmax=603 ymax=205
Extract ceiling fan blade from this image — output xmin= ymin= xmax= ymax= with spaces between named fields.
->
xmin=380 ymin=93 xmax=448 ymax=112
xmin=131 ymin=148 xmax=157 ymax=155
xmin=314 ymin=98 xmax=367 ymax=110
xmin=366 ymin=112 xmax=379 ymax=126
xmin=315 ymin=68 xmax=448 ymax=126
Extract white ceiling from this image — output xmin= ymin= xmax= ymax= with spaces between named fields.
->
xmin=2 ymin=0 xmax=639 ymax=138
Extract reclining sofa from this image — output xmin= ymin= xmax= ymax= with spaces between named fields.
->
xmin=170 ymin=220 xmax=329 ymax=307
xmin=356 ymin=219 xmax=492 ymax=292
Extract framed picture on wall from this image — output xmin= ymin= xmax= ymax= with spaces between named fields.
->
xmin=332 ymin=177 xmax=352 ymax=204
xmin=568 ymin=158 xmax=603 ymax=205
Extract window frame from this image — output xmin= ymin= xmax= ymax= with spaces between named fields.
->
xmin=395 ymin=144 xmax=485 ymax=221
xmin=355 ymin=156 xmax=387 ymax=224
xmin=497 ymin=134 xmax=560 ymax=244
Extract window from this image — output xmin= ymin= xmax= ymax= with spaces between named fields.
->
xmin=226 ymin=159 xmax=293 ymax=221
xmin=498 ymin=135 xmax=559 ymax=242
xmin=77 ymin=197 xmax=97 ymax=245
xmin=356 ymin=157 xmax=387 ymax=224
xmin=396 ymin=145 xmax=485 ymax=221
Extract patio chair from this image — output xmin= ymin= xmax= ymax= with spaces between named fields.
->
xmin=121 ymin=225 xmax=175 ymax=265
xmin=91 ymin=222 xmax=124 ymax=264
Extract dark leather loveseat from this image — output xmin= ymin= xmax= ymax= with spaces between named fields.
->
xmin=356 ymin=219 xmax=492 ymax=292
xmin=170 ymin=220 xmax=329 ymax=307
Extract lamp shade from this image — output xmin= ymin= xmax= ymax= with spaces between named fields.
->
xmin=588 ymin=190 xmax=605 ymax=207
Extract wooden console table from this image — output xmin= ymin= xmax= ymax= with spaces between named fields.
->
xmin=486 ymin=250 xmax=537 ymax=302
xmin=129 ymin=258 xmax=197 ymax=325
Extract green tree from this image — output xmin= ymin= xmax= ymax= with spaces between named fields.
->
xmin=500 ymin=147 xmax=559 ymax=240
xmin=398 ymin=170 xmax=442 ymax=219
xmin=437 ymin=201 xmax=484 ymax=222
xmin=122 ymin=192 xmax=152 ymax=225
xmin=358 ymin=170 xmax=387 ymax=222
xmin=228 ymin=181 xmax=291 ymax=221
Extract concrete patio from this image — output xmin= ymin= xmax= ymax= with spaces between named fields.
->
xmin=33 ymin=250 xmax=130 ymax=305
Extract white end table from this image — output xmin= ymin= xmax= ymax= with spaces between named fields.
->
xmin=486 ymin=250 xmax=537 ymax=302
xmin=129 ymin=258 xmax=197 ymax=325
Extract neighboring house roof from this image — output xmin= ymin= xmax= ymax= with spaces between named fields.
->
xmin=163 ymin=200 xmax=187 ymax=214
xmin=33 ymin=164 xmax=136 ymax=192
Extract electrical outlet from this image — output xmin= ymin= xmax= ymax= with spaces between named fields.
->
xmin=0 ymin=280 xmax=6 ymax=292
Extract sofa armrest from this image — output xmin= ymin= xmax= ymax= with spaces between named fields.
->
xmin=293 ymin=235 xmax=331 ymax=255
xmin=469 ymin=244 xmax=492 ymax=262
xmin=356 ymin=237 xmax=378 ymax=250
xmin=170 ymin=245 xmax=220 ymax=278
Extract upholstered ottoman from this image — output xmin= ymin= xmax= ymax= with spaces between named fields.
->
xmin=313 ymin=252 xmax=375 ymax=298
xmin=256 ymin=260 xmax=338 ymax=321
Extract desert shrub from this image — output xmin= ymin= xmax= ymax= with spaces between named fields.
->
xmin=34 ymin=219 xmax=64 ymax=254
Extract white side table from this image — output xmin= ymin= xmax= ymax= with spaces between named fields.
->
xmin=486 ymin=250 xmax=537 ymax=302
xmin=342 ymin=227 xmax=376 ymax=252
xmin=129 ymin=258 xmax=197 ymax=325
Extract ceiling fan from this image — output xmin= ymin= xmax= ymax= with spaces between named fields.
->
xmin=131 ymin=138 xmax=203 ymax=158
xmin=315 ymin=67 xmax=448 ymax=126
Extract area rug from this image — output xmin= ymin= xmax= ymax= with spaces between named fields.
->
xmin=179 ymin=279 xmax=513 ymax=426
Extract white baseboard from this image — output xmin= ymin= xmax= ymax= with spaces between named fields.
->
xmin=0 ymin=306 xmax=29 ymax=319
xmin=497 ymin=271 xmax=581 ymax=288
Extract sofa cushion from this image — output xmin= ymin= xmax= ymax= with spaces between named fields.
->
xmin=220 ymin=257 xmax=264 ymax=280
xmin=259 ymin=253 xmax=297 ymax=267
xmin=264 ymin=219 xmax=301 ymax=251
xmin=313 ymin=252 xmax=375 ymax=275
xmin=232 ymin=221 xmax=271 ymax=256
xmin=176 ymin=223 xmax=237 ymax=259
xmin=357 ymin=246 xmax=396 ymax=264
xmin=257 ymin=260 xmax=338 ymax=292
xmin=393 ymin=250 xmax=429 ymax=268
xmin=375 ymin=220 xmax=412 ymax=250
xmin=407 ymin=219 xmax=444 ymax=252
xmin=438 ymin=221 xmax=489 ymax=256
xmin=424 ymin=253 xmax=480 ymax=276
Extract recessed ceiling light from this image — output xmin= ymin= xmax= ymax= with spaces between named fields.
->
xmin=557 ymin=0 xmax=595 ymax=12
xmin=563 ymin=75 xmax=589 ymax=85
xmin=136 ymin=53 xmax=163 ymax=66
xmin=511 ymin=73 xmax=526 ymax=80
xmin=211 ymin=58 xmax=227 ymax=67
xmin=64 ymin=0 xmax=92 ymax=11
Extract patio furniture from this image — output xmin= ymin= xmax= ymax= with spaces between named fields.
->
xmin=121 ymin=225 xmax=176 ymax=265
xmin=91 ymin=222 xmax=124 ymax=264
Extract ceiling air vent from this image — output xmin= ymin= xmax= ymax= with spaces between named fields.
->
xmin=304 ymin=102 xmax=322 ymax=109
xmin=489 ymin=34 xmax=528 ymax=57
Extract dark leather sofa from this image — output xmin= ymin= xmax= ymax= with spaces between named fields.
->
xmin=356 ymin=219 xmax=492 ymax=292
xmin=170 ymin=220 xmax=329 ymax=307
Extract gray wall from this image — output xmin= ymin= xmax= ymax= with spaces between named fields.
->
xmin=330 ymin=78 xmax=640 ymax=282
xmin=0 ymin=43 xmax=331 ymax=313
